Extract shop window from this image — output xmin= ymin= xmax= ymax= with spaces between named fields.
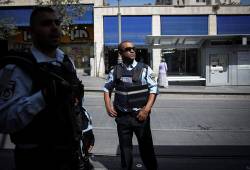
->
xmin=23 ymin=30 xmax=32 ymax=42
xmin=162 ymin=48 xmax=198 ymax=75
xmin=210 ymin=40 xmax=233 ymax=46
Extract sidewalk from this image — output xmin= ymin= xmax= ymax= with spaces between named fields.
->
xmin=79 ymin=75 xmax=250 ymax=95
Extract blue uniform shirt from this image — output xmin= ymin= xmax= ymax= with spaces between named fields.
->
xmin=0 ymin=47 xmax=65 ymax=133
xmin=103 ymin=60 xmax=158 ymax=112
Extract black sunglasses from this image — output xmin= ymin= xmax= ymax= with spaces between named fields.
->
xmin=122 ymin=47 xmax=136 ymax=52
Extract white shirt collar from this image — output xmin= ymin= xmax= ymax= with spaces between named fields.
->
xmin=131 ymin=60 xmax=137 ymax=68
xmin=31 ymin=46 xmax=64 ymax=63
xmin=122 ymin=60 xmax=137 ymax=69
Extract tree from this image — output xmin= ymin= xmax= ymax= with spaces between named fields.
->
xmin=0 ymin=0 xmax=13 ymax=4
xmin=0 ymin=0 xmax=17 ymax=40
xmin=0 ymin=18 xmax=18 ymax=40
xmin=0 ymin=0 xmax=87 ymax=39
xmin=36 ymin=0 xmax=88 ymax=34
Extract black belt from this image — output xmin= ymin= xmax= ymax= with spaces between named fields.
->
xmin=116 ymin=108 xmax=139 ymax=117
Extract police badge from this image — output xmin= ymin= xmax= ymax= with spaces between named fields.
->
xmin=0 ymin=81 xmax=16 ymax=101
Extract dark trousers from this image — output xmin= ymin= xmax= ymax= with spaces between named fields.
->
xmin=14 ymin=145 xmax=78 ymax=170
xmin=115 ymin=111 xmax=158 ymax=170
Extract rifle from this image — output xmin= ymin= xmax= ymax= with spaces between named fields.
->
xmin=38 ymin=61 xmax=85 ymax=169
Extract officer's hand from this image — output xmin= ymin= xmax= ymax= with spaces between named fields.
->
xmin=39 ymin=62 xmax=71 ymax=105
xmin=42 ymin=80 xmax=71 ymax=105
xmin=82 ymin=130 xmax=95 ymax=152
xmin=137 ymin=107 xmax=150 ymax=121
xmin=107 ymin=106 xmax=118 ymax=117
xmin=41 ymin=80 xmax=57 ymax=104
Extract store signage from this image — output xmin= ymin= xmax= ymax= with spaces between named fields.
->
xmin=162 ymin=48 xmax=175 ymax=54
xmin=70 ymin=29 xmax=88 ymax=41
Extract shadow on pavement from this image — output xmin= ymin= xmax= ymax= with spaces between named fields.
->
xmin=92 ymin=145 xmax=250 ymax=170
xmin=0 ymin=149 xmax=15 ymax=170
xmin=1 ymin=145 xmax=250 ymax=170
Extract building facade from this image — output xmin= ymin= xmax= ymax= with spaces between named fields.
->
xmin=1 ymin=1 xmax=250 ymax=86
xmin=94 ymin=4 xmax=250 ymax=86
xmin=155 ymin=0 xmax=241 ymax=6
xmin=0 ymin=0 xmax=103 ymax=75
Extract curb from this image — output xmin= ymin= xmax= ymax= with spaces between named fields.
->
xmin=84 ymin=88 xmax=250 ymax=95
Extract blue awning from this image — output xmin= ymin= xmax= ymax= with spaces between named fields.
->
xmin=0 ymin=8 xmax=32 ymax=26
xmin=0 ymin=5 xmax=93 ymax=27
xmin=217 ymin=15 xmax=250 ymax=34
xmin=104 ymin=16 xmax=152 ymax=46
xmin=161 ymin=16 xmax=208 ymax=35
xmin=241 ymin=0 xmax=250 ymax=5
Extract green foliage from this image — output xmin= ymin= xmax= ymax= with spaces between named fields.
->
xmin=0 ymin=0 xmax=18 ymax=40
xmin=0 ymin=0 xmax=86 ymax=39
xmin=0 ymin=18 xmax=19 ymax=39
xmin=0 ymin=0 xmax=13 ymax=4
xmin=36 ymin=0 xmax=87 ymax=34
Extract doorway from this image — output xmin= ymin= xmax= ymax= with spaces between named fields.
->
xmin=162 ymin=48 xmax=199 ymax=75
xmin=61 ymin=43 xmax=93 ymax=75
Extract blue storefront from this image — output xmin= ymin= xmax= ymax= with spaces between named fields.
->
xmin=103 ymin=13 xmax=250 ymax=85
xmin=103 ymin=15 xmax=152 ymax=73
xmin=0 ymin=5 xmax=94 ymax=75
xmin=160 ymin=15 xmax=208 ymax=78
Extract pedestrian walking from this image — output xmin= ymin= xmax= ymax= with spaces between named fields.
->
xmin=158 ymin=58 xmax=169 ymax=88
xmin=103 ymin=40 xmax=158 ymax=170
xmin=0 ymin=7 xmax=93 ymax=170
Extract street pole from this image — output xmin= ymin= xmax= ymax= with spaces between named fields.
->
xmin=117 ymin=0 xmax=122 ymax=64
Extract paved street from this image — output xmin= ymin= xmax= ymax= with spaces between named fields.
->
xmin=85 ymin=92 xmax=250 ymax=169
xmin=85 ymin=92 xmax=250 ymax=153
xmin=1 ymin=91 xmax=250 ymax=169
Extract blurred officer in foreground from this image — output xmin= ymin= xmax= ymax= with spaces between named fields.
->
xmin=103 ymin=40 xmax=158 ymax=170
xmin=0 ymin=6 xmax=94 ymax=170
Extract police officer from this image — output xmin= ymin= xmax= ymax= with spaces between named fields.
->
xmin=0 ymin=7 xmax=88 ymax=170
xmin=103 ymin=40 xmax=158 ymax=170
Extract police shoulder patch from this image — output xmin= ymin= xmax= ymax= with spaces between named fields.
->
xmin=0 ymin=81 xmax=16 ymax=100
